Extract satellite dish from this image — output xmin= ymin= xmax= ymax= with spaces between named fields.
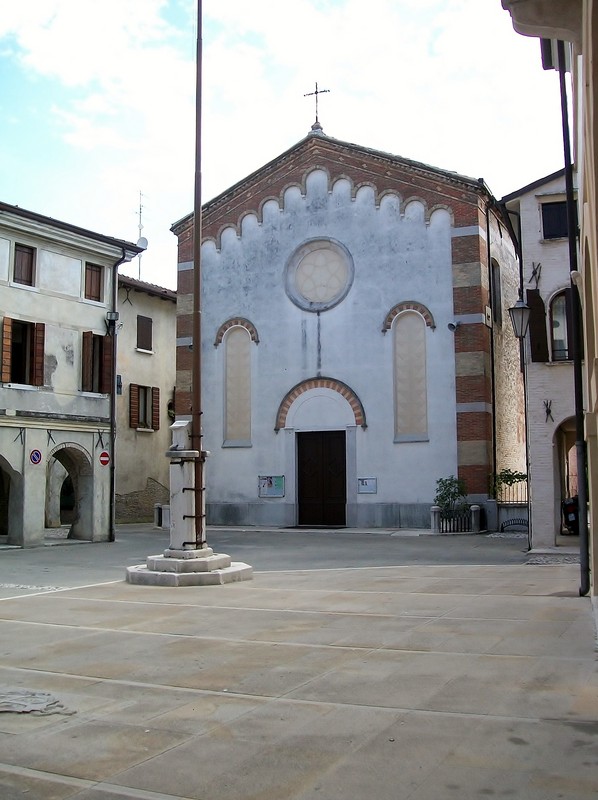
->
xmin=136 ymin=236 xmax=148 ymax=250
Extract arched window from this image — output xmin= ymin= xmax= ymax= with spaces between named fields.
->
xmin=550 ymin=290 xmax=572 ymax=361
xmin=224 ymin=326 xmax=252 ymax=445
xmin=393 ymin=311 xmax=428 ymax=441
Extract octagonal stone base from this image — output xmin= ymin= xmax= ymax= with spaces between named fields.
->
xmin=125 ymin=551 xmax=253 ymax=586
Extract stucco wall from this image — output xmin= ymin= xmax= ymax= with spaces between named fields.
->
xmin=194 ymin=169 xmax=463 ymax=526
xmin=115 ymin=280 xmax=176 ymax=521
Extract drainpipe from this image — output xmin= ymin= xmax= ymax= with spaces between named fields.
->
xmin=106 ymin=241 xmax=147 ymax=542
xmin=484 ymin=201 xmax=498 ymax=495
xmin=107 ymin=249 xmax=128 ymax=542
xmin=556 ymin=40 xmax=590 ymax=596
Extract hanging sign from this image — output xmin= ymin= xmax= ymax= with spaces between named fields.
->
xmin=99 ymin=451 xmax=111 ymax=466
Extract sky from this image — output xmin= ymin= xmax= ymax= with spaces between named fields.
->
xmin=0 ymin=0 xmax=566 ymax=290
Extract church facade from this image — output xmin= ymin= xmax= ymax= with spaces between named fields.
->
xmin=172 ymin=129 xmax=525 ymax=529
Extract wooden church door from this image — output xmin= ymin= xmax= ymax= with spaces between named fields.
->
xmin=297 ymin=431 xmax=346 ymax=526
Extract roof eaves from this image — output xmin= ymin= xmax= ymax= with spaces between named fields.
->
xmin=0 ymin=201 xmax=143 ymax=253
xmin=500 ymin=168 xmax=566 ymax=203
xmin=118 ymin=273 xmax=176 ymax=302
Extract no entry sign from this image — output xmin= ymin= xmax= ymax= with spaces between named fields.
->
xmin=99 ymin=450 xmax=110 ymax=466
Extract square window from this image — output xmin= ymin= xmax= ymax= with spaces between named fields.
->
xmin=14 ymin=244 xmax=35 ymax=286
xmin=85 ymin=263 xmax=104 ymax=301
xmin=541 ymin=202 xmax=568 ymax=240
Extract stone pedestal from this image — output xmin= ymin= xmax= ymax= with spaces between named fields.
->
xmin=126 ymin=421 xmax=252 ymax=586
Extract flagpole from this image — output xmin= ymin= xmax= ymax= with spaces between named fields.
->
xmin=192 ymin=0 xmax=206 ymax=546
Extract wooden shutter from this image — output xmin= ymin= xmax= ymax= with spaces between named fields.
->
xmin=1 ymin=317 xmax=12 ymax=383
xmin=151 ymin=387 xmax=160 ymax=431
xmin=129 ymin=383 xmax=139 ymax=428
xmin=14 ymin=245 xmax=34 ymax=285
xmin=32 ymin=323 xmax=45 ymax=386
xmin=85 ymin=264 xmax=102 ymax=301
xmin=81 ymin=331 xmax=93 ymax=391
xmin=100 ymin=334 xmax=114 ymax=394
xmin=137 ymin=316 xmax=153 ymax=350
xmin=526 ymin=289 xmax=549 ymax=362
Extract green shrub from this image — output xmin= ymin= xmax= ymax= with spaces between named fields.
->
xmin=434 ymin=476 xmax=469 ymax=516
xmin=490 ymin=468 xmax=527 ymax=498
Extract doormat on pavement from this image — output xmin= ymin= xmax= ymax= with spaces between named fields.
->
xmin=0 ymin=689 xmax=75 ymax=716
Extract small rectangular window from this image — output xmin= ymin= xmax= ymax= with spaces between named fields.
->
xmin=85 ymin=263 xmax=104 ymax=301
xmin=129 ymin=383 xmax=160 ymax=430
xmin=14 ymin=244 xmax=35 ymax=286
xmin=137 ymin=315 xmax=153 ymax=351
xmin=541 ymin=201 xmax=568 ymax=240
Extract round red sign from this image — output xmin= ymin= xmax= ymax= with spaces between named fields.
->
xmin=99 ymin=451 xmax=110 ymax=466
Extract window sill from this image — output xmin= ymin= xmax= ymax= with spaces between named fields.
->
xmin=135 ymin=426 xmax=155 ymax=433
xmin=394 ymin=434 xmax=429 ymax=443
xmin=2 ymin=382 xmax=39 ymax=390
xmin=80 ymin=391 xmax=109 ymax=397
xmin=135 ymin=348 xmax=154 ymax=355
xmin=9 ymin=282 xmax=38 ymax=291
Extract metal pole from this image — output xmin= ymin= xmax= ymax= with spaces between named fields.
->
xmin=557 ymin=40 xmax=589 ymax=596
xmin=192 ymin=0 xmax=206 ymax=547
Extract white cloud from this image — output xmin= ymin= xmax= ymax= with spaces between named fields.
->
xmin=0 ymin=0 xmax=565 ymax=288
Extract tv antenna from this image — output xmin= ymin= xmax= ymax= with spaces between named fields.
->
xmin=137 ymin=190 xmax=144 ymax=280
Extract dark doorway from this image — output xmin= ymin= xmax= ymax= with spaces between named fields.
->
xmin=297 ymin=430 xmax=346 ymax=526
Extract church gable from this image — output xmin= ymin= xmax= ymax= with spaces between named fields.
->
xmin=172 ymin=134 xmax=486 ymax=251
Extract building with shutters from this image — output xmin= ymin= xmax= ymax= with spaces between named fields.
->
xmin=502 ymin=0 xmax=597 ymax=600
xmin=502 ymin=170 xmax=577 ymax=549
xmin=114 ymin=274 xmax=176 ymax=522
xmin=172 ymin=127 xmax=526 ymax=529
xmin=0 ymin=201 xmax=142 ymax=546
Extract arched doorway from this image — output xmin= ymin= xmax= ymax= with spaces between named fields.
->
xmin=0 ymin=456 xmax=24 ymax=546
xmin=46 ymin=444 xmax=94 ymax=540
xmin=554 ymin=417 xmax=577 ymax=535
xmin=278 ymin=377 xmax=365 ymax=527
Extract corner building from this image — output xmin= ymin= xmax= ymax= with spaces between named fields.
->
xmin=172 ymin=129 xmax=525 ymax=528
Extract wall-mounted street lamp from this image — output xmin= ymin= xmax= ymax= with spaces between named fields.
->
xmin=508 ymin=295 xmax=531 ymax=550
xmin=508 ymin=297 xmax=531 ymax=340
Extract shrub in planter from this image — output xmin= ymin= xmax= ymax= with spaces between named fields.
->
xmin=433 ymin=476 xmax=471 ymax=531
xmin=434 ymin=476 xmax=469 ymax=517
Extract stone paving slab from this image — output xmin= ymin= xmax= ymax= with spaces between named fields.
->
xmin=0 ymin=563 xmax=595 ymax=799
